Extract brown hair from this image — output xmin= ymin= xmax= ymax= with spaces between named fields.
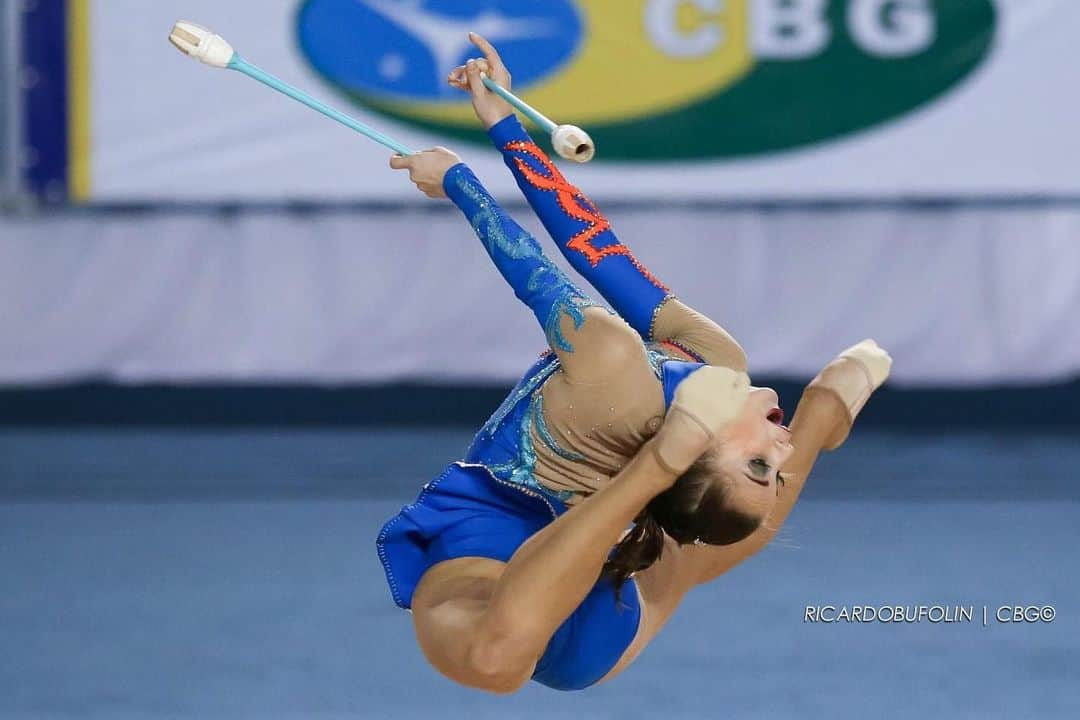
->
xmin=601 ymin=454 xmax=763 ymax=591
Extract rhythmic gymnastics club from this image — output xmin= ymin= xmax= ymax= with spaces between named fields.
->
xmin=481 ymin=74 xmax=596 ymax=163
xmin=168 ymin=21 xmax=413 ymax=156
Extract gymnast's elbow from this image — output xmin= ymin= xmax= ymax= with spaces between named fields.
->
xmin=460 ymin=635 xmax=536 ymax=694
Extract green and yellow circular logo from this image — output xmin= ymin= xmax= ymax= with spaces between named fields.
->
xmin=298 ymin=0 xmax=996 ymax=160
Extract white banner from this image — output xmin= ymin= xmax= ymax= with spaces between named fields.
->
xmin=81 ymin=0 xmax=1080 ymax=202
xmin=3 ymin=207 xmax=1079 ymax=386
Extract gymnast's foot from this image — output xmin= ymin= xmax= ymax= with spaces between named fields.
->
xmin=806 ymin=339 xmax=892 ymax=450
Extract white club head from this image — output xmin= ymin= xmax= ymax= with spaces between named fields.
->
xmin=168 ymin=21 xmax=235 ymax=68
xmin=551 ymin=124 xmax=596 ymax=163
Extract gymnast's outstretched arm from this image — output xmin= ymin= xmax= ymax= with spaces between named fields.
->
xmin=680 ymin=341 xmax=892 ymax=584
xmin=492 ymin=115 xmax=747 ymax=369
xmin=606 ymin=343 xmax=892 ymax=679
xmin=449 ymin=37 xmax=747 ymax=370
xmin=391 ymin=148 xmax=647 ymax=383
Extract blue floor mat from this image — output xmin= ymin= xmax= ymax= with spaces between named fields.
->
xmin=1 ymin=429 xmax=1077 ymax=719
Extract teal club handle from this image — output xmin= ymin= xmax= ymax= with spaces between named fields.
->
xmin=229 ymin=55 xmax=413 ymax=156
xmin=481 ymin=74 xmax=557 ymax=135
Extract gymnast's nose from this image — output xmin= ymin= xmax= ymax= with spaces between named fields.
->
xmin=749 ymin=386 xmax=780 ymax=405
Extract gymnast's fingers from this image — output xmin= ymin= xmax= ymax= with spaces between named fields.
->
xmin=464 ymin=58 xmax=493 ymax=78
xmin=389 ymin=154 xmax=412 ymax=170
xmin=447 ymin=65 xmax=468 ymax=90
xmin=420 ymin=182 xmax=445 ymax=199
xmin=464 ymin=59 xmax=486 ymax=95
xmin=469 ymin=32 xmax=511 ymax=85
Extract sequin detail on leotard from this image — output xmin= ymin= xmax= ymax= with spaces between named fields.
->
xmin=645 ymin=347 xmax=668 ymax=380
xmin=532 ymin=392 xmax=589 ymax=464
xmin=472 ymin=353 xmax=573 ymax=503
xmin=453 ymin=173 xmax=598 ymax=353
xmin=504 ymin=140 xmax=668 ymax=293
xmin=645 ymin=341 xmax=704 ymax=378
xmin=485 ymin=396 xmax=575 ymax=504
xmin=647 ymin=294 xmax=676 ymax=340
xmin=480 ymin=353 xmax=560 ymax=438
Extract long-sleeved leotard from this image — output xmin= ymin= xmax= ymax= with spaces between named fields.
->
xmin=487 ymin=115 xmax=747 ymax=370
xmin=443 ymin=163 xmax=696 ymax=501
xmin=382 ymin=153 xmax=872 ymax=694
xmin=377 ymin=165 xmax=709 ymax=690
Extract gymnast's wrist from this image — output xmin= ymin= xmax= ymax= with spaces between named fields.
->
xmin=649 ymin=410 xmax=713 ymax=480
xmin=441 ymin=162 xmax=475 ymax=204
xmin=487 ymin=113 xmax=529 ymax=146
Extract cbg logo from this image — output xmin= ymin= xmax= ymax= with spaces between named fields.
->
xmin=996 ymin=606 xmax=1056 ymax=623
xmin=297 ymin=0 xmax=996 ymax=160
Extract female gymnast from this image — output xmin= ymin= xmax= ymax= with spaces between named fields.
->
xmin=378 ymin=34 xmax=892 ymax=694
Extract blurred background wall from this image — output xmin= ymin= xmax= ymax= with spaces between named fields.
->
xmin=2 ymin=0 xmax=1078 ymax=412
xmin=1 ymin=2 xmax=1078 ymax=719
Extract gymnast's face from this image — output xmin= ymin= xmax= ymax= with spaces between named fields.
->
xmin=708 ymin=386 xmax=794 ymax=523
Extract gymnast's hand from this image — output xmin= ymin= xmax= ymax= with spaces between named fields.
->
xmin=389 ymin=147 xmax=461 ymax=199
xmin=447 ymin=33 xmax=515 ymax=130
xmin=652 ymin=366 xmax=751 ymax=477
xmin=808 ymin=339 xmax=893 ymax=450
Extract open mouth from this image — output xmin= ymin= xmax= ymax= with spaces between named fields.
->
xmin=767 ymin=407 xmax=784 ymax=425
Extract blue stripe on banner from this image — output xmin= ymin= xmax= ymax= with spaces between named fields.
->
xmin=21 ymin=0 xmax=68 ymax=201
